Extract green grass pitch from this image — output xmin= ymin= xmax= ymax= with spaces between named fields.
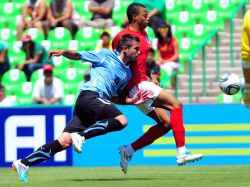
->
xmin=0 ymin=165 xmax=250 ymax=187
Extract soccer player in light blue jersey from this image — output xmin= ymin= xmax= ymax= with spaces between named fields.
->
xmin=12 ymin=34 xmax=149 ymax=183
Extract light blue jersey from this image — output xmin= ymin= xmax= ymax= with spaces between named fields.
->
xmin=77 ymin=49 xmax=132 ymax=100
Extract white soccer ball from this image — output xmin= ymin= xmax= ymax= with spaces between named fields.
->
xmin=219 ymin=73 xmax=241 ymax=95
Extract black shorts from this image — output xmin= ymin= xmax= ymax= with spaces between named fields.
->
xmin=63 ymin=90 xmax=123 ymax=133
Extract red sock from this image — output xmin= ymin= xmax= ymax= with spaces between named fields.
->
xmin=170 ymin=108 xmax=185 ymax=148
xmin=131 ymin=124 xmax=171 ymax=151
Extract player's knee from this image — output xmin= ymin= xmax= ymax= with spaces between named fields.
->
xmin=172 ymin=100 xmax=183 ymax=109
xmin=159 ymin=122 xmax=172 ymax=130
xmin=115 ymin=115 xmax=128 ymax=128
xmin=58 ymin=132 xmax=72 ymax=149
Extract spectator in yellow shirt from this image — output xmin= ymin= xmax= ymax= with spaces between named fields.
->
xmin=241 ymin=10 xmax=250 ymax=108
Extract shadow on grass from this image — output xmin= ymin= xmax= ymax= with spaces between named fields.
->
xmin=70 ymin=177 xmax=155 ymax=182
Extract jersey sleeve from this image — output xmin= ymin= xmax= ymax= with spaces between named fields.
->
xmin=77 ymin=49 xmax=105 ymax=66
xmin=112 ymin=33 xmax=122 ymax=50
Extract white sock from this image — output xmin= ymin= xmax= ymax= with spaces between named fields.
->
xmin=125 ymin=144 xmax=135 ymax=156
xmin=177 ymin=146 xmax=187 ymax=155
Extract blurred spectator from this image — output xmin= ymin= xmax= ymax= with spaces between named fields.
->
xmin=156 ymin=22 xmax=179 ymax=89
xmin=16 ymin=0 xmax=47 ymax=41
xmin=146 ymin=48 xmax=160 ymax=82
xmin=122 ymin=0 xmax=166 ymax=33
xmin=0 ymin=84 xmax=16 ymax=106
xmin=96 ymin=30 xmax=112 ymax=50
xmin=33 ymin=64 xmax=64 ymax=104
xmin=0 ymin=41 xmax=10 ymax=79
xmin=44 ymin=0 xmax=78 ymax=38
xmin=80 ymin=0 xmax=114 ymax=29
xmin=18 ymin=35 xmax=50 ymax=81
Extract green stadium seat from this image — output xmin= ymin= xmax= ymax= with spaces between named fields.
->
xmin=0 ymin=2 xmax=20 ymax=17
xmin=0 ymin=16 xmax=18 ymax=29
xmin=9 ymin=50 xmax=26 ymax=68
xmin=231 ymin=0 xmax=247 ymax=6
xmin=159 ymin=69 xmax=171 ymax=89
xmin=51 ymin=56 xmax=70 ymax=78
xmin=63 ymin=67 xmax=83 ymax=95
xmin=0 ymin=28 xmax=17 ymax=43
xmin=75 ymin=27 xmax=101 ymax=50
xmin=68 ymin=40 xmax=78 ymax=50
xmin=176 ymin=0 xmax=193 ymax=8
xmin=16 ymin=82 xmax=33 ymax=106
xmin=214 ymin=0 xmax=236 ymax=19
xmin=1 ymin=69 xmax=27 ymax=95
xmin=190 ymin=22 xmax=211 ymax=46
xmin=112 ymin=0 xmax=128 ymax=26
xmin=165 ymin=3 xmax=182 ymax=22
xmin=186 ymin=1 xmax=208 ymax=19
xmin=47 ymin=27 xmax=72 ymax=49
xmin=172 ymin=11 xmax=195 ymax=34
xmin=23 ymin=28 xmax=45 ymax=43
xmin=8 ymin=41 xmax=26 ymax=68
xmin=64 ymin=93 xmax=77 ymax=105
xmin=204 ymin=0 xmax=217 ymax=6
xmin=178 ymin=34 xmax=196 ymax=61
xmin=200 ymin=10 xmax=225 ymax=32
xmin=30 ymin=68 xmax=44 ymax=84
xmin=74 ymin=1 xmax=92 ymax=20
xmin=41 ymin=40 xmax=51 ymax=51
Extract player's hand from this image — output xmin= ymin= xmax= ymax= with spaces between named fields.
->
xmin=48 ymin=50 xmax=64 ymax=59
xmin=125 ymin=90 xmax=150 ymax=105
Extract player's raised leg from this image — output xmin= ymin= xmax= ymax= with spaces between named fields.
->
xmin=12 ymin=160 xmax=29 ymax=183
xmin=12 ymin=137 xmax=67 ymax=182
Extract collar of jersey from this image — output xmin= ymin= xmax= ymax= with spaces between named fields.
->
xmin=114 ymin=50 xmax=129 ymax=68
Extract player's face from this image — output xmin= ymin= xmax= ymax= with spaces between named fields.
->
xmin=125 ymin=40 xmax=140 ymax=64
xmin=135 ymin=7 xmax=149 ymax=29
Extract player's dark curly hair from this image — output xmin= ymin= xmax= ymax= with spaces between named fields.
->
xmin=116 ymin=34 xmax=140 ymax=53
xmin=127 ymin=3 xmax=146 ymax=23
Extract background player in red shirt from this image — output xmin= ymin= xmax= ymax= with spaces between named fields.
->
xmin=112 ymin=3 xmax=203 ymax=174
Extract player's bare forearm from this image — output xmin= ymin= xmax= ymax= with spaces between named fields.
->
xmin=48 ymin=50 xmax=81 ymax=60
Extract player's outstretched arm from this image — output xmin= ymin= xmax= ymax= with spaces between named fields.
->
xmin=48 ymin=50 xmax=81 ymax=60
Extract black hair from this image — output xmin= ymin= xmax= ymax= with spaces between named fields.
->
xmin=148 ymin=48 xmax=155 ymax=54
xmin=22 ymin=40 xmax=36 ymax=60
xmin=127 ymin=3 xmax=146 ymax=23
xmin=0 ymin=84 xmax=4 ymax=90
xmin=156 ymin=22 xmax=173 ymax=44
xmin=100 ymin=31 xmax=110 ymax=38
xmin=116 ymin=34 xmax=140 ymax=53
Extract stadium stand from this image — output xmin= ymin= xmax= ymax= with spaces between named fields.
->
xmin=47 ymin=27 xmax=72 ymax=49
xmin=0 ymin=0 xmax=248 ymax=105
xmin=16 ymin=81 xmax=33 ymax=105
xmin=1 ymin=68 xmax=27 ymax=96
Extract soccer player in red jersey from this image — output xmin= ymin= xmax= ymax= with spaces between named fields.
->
xmin=112 ymin=3 xmax=203 ymax=173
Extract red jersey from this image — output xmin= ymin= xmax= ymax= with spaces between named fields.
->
xmin=112 ymin=27 xmax=150 ymax=92
xmin=157 ymin=37 xmax=177 ymax=61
